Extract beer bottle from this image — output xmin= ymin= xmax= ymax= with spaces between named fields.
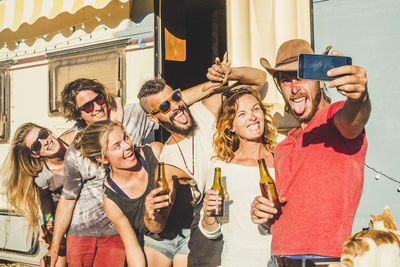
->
xmin=41 ymin=214 xmax=53 ymax=245
xmin=41 ymin=214 xmax=53 ymax=267
xmin=155 ymin=162 xmax=169 ymax=197
xmin=258 ymin=158 xmax=281 ymax=227
xmin=210 ymin=167 xmax=225 ymax=217
xmin=42 ymin=255 xmax=51 ymax=267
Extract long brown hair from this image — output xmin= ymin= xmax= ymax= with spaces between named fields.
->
xmin=213 ymin=87 xmax=277 ymax=162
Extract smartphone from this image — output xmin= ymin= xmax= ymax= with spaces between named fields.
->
xmin=298 ymin=54 xmax=352 ymax=81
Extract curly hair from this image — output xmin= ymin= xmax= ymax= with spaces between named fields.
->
xmin=74 ymin=120 xmax=129 ymax=167
xmin=61 ymin=78 xmax=117 ymax=122
xmin=1 ymin=123 xmax=44 ymax=234
xmin=213 ymin=87 xmax=277 ymax=162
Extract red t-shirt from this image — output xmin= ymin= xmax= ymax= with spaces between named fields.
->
xmin=272 ymin=101 xmax=367 ymax=257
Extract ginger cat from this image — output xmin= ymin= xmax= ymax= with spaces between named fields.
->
xmin=329 ymin=206 xmax=400 ymax=267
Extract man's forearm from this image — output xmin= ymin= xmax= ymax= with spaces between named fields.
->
xmin=182 ymin=82 xmax=215 ymax=106
xmin=229 ymin=67 xmax=267 ymax=88
xmin=51 ymin=198 xmax=76 ymax=250
xmin=338 ymin=92 xmax=371 ymax=139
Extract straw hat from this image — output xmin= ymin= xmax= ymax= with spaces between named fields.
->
xmin=260 ymin=39 xmax=331 ymax=76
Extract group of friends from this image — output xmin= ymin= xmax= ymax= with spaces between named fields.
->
xmin=0 ymin=38 xmax=370 ymax=267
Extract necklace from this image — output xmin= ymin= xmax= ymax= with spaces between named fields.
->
xmin=171 ymin=135 xmax=195 ymax=176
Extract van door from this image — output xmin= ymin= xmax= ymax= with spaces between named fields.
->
xmin=156 ymin=0 xmax=227 ymax=142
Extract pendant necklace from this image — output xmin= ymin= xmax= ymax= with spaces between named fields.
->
xmin=171 ymin=134 xmax=195 ymax=176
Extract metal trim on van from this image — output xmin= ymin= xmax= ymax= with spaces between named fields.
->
xmin=45 ymin=38 xmax=132 ymax=59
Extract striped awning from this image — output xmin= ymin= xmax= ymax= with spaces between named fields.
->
xmin=0 ymin=0 xmax=129 ymax=33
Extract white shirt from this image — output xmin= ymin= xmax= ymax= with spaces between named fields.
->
xmin=200 ymin=160 xmax=273 ymax=267
xmin=159 ymin=102 xmax=216 ymax=198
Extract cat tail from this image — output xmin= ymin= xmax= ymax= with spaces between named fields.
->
xmin=331 ymin=235 xmax=369 ymax=267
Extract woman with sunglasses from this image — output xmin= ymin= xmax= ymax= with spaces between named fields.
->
xmin=75 ymin=120 xmax=193 ymax=267
xmin=1 ymin=123 xmax=72 ymax=267
xmin=198 ymin=87 xmax=277 ymax=267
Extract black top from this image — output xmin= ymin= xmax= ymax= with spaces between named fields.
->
xmin=103 ymin=145 xmax=194 ymax=240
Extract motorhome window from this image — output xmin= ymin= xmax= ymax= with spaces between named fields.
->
xmin=0 ymin=68 xmax=10 ymax=142
xmin=48 ymin=48 xmax=125 ymax=115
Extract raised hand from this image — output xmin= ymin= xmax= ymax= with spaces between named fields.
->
xmin=206 ymin=52 xmax=231 ymax=84
xmin=327 ymin=51 xmax=368 ymax=102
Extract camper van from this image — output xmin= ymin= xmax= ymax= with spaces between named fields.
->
xmin=0 ymin=0 xmax=345 ymax=265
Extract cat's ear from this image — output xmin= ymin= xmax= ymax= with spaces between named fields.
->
xmin=383 ymin=206 xmax=391 ymax=215
xmin=370 ymin=214 xmax=377 ymax=222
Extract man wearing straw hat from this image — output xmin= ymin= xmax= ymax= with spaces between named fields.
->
xmin=250 ymin=39 xmax=371 ymax=266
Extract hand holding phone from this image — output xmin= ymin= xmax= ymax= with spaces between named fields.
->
xmin=298 ymin=54 xmax=352 ymax=81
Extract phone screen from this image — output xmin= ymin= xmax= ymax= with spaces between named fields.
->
xmin=298 ymin=54 xmax=352 ymax=81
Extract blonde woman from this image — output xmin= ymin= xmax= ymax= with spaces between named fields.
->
xmin=1 ymin=123 xmax=71 ymax=267
xmin=199 ymin=87 xmax=277 ymax=267
xmin=75 ymin=120 xmax=194 ymax=267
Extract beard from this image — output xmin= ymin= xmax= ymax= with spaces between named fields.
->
xmin=286 ymin=88 xmax=322 ymax=123
xmin=158 ymin=105 xmax=197 ymax=136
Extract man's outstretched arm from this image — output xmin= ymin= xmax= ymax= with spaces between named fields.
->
xmin=328 ymin=51 xmax=371 ymax=139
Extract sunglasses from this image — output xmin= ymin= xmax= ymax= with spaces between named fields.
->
xmin=31 ymin=128 xmax=50 ymax=155
xmin=151 ymin=89 xmax=182 ymax=115
xmin=78 ymin=94 xmax=105 ymax=113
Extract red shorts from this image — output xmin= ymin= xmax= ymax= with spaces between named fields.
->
xmin=66 ymin=234 xmax=125 ymax=267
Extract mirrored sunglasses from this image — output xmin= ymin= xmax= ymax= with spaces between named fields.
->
xmin=151 ymin=89 xmax=182 ymax=115
xmin=78 ymin=94 xmax=105 ymax=113
xmin=31 ymin=128 xmax=49 ymax=155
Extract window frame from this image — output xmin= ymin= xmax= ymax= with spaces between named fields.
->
xmin=0 ymin=61 xmax=11 ymax=143
xmin=47 ymin=39 xmax=130 ymax=116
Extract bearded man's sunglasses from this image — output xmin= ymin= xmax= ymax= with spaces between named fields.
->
xmin=31 ymin=128 xmax=50 ymax=155
xmin=78 ymin=94 xmax=105 ymax=113
xmin=151 ymin=89 xmax=182 ymax=115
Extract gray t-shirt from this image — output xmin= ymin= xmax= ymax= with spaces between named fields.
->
xmin=71 ymin=102 xmax=158 ymax=145
xmin=62 ymin=145 xmax=115 ymax=237
xmin=34 ymin=165 xmax=63 ymax=204
xmin=61 ymin=102 xmax=157 ymax=237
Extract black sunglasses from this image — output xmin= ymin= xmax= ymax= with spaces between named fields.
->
xmin=31 ymin=128 xmax=49 ymax=155
xmin=151 ymin=89 xmax=182 ymax=115
xmin=78 ymin=94 xmax=105 ymax=113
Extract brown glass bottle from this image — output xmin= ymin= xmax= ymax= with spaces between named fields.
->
xmin=41 ymin=223 xmax=52 ymax=245
xmin=41 ymin=215 xmax=67 ymax=262
xmin=41 ymin=214 xmax=53 ymax=267
xmin=210 ymin=167 xmax=225 ymax=217
xmin=156 ymin=162 xmax=169 ymax=197
xmin=42 ymin=255 xmax=51 ymax=267
xmin=258 ymin=158 xmax=281 ymax=227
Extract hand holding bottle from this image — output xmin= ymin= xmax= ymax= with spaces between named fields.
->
xmin=203 ymin=189 xmax=226 ymax=217
xmin=145 ymin=187 xmax=170 ymax=220
xmin=250 ymin=195 xmax=286 ymax=225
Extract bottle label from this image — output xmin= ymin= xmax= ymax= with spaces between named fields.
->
xmin=43 ymin=213 xmax=54 ymax=223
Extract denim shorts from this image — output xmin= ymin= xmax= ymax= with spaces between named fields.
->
xmin=144 ymin=228 xmax=190 ymax=260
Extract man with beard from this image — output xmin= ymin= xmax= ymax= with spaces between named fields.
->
xmin=250 ymin=39 xmax=371 ymax=266
xmin=138 ymin=66 xmax=266 ymax=267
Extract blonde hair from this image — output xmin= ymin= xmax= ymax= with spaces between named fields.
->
xmin=213 ymin=87 xmax=277 ymax=162
xmin=74 ymin=120 xmax=126 ymax=166
xmin=1 ymin=123 xmax=44 ymax=233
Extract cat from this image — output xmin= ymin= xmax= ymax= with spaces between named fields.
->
xmin=329 ymin=206 xmax=400 ymax=267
